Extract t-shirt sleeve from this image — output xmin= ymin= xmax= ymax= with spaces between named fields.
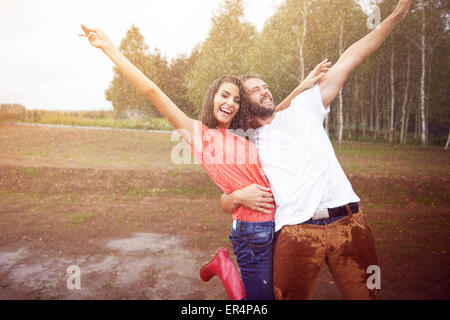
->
xmin=279 ymin=84 xmax=329 ymax=126
xmin=311 ymin=84 xmax=330 ymax=121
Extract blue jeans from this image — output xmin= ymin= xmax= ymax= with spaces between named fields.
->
xmin=229 ymin=220 xmax=275 ymax=300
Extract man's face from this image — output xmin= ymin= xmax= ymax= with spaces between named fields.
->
xmin=243 ymin=77 xmax=275 ymax=117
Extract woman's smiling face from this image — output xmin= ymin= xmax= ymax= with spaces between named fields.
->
xmin=213 ymin=81 xmax=241 ymax=129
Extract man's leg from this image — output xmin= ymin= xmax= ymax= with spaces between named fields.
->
xmin=273 ymin=224 xmax=326 ymax=300
xmin=325 ymin=212 xmax=380 ymax=299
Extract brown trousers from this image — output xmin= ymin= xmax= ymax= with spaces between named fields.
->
xmin=273 ymin=211 xmax=379 ymax=300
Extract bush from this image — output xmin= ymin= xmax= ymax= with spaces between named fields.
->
xmin=0 ymin=104 xmax=26 ymax=122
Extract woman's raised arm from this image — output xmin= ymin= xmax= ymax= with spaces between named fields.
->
xmin=275 ymin=59 xmax=331 ymax=113
xmin=80 ymin=25 xmax=197 ymax=144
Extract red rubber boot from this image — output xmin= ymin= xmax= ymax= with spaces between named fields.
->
xmin=200 ymin=247 xmax=246 ymax=300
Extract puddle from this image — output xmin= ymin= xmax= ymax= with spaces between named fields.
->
xmin=0 ymin=248 xmax=29 ymax=269
xmin=0 ymin=233 xmax=208 ymax=299
xmin=105 ymin=233 xmax=180 ymax=252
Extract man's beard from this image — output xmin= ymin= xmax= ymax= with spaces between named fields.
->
xmin=248 ymin=101 xmax=275 ymax=118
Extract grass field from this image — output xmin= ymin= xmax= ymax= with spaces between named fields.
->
xmin=0 ymin=123 xmax=449 ymax=299
xmin=1 ymin=109 xmax=174 ymax=131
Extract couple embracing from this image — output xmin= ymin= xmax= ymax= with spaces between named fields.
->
xmin=81 ymin=0 xmax=412 ymax=300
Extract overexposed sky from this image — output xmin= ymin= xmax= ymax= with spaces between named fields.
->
xmin=0 ymin=0 xmax=284 ymax=110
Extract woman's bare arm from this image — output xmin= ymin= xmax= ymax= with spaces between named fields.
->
xmin=275 ymin=59 xmax=331 ymax=113
xmin=80 ymin=25 xmax=197 ymax=144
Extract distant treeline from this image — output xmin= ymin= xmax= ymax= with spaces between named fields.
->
xmin=103 ymin=0 xmax=449 ymax=146
xmin=0 ymin=104 xmax=26 ymax=121
xmin=0 ymin=106 xmax=172 ymax=131
xmin=3 ymin=0 xmax=449 ymax=147
xmin=0 ymin=105 xmax=112 ymax=122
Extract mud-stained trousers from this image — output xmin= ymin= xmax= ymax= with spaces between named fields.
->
xmin=273 ymin=211 xmax=379 ymax=300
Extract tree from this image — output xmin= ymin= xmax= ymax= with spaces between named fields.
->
xmin=315 ymin=0 xmax=365 ymax=145
xmin=105 ymin=25 xmax=173 ymax=119
xmin=185 ymin=0 xmax=257 ymax=114
xmin=105 ymin=25 xmax=151 ymax=118
xmin=102 ymin=0 xmax=449 ymax=145
xmin=167 ymin=49 xmax=200 ymax=118
xmin=250 ymin=0 xmax=317 ymax=105
xmin=399 ymin=43 xmax=411 ymax=144
xmin=406 ymin=0 xmax=448 ymax=145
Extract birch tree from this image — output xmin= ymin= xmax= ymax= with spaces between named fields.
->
xmin=399 ymin=44 xmax=411 ymax=144
xmin=389 ymin=46 xmax=395 ymax=143
xmin=185 ymin=0 xmax=256 ymax=113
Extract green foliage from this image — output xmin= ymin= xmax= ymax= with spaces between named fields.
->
xmin=168 ymin=52 xmax=199 ymax=118
xmin=67 ymin=213 xmax=93 ymax=225
xmin=21 ymin=0 xmax=444 ymax=145
xmin=249 ymin=0 xmax=305 ymax=104
xmin=249 ymin=0 xmax=366 ymax=105
xmin=0 ymin=104 xmax=26 ymax=122
xmin=105 ymin=25 xmax=154 ymax=118
xmin=185 ymin=0 xmax=257 ymax=114
xmin=104 ymin=24 xmax=198 ymax=119
xmin=18 ymin=109 xmax=172 ymax=131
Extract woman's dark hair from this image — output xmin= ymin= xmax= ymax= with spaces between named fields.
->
xmin=199 ymin=74 xmax=258 ymax=135
xmin=199 ymin=75 xmax=241 ymax=129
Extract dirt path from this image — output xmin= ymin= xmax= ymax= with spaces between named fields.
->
xmin=0 ymin=233 xmax=220 ymax=300
xmin=0 ymin=124 xmax=448 ymax=300
xmin=1 ymin=164 xmax=448 ymax=300
xmin=15 ymin=122 xmax=174 ymax=134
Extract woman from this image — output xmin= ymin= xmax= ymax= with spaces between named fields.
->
xmin=80 ymin=24 xmax=329 ymax=299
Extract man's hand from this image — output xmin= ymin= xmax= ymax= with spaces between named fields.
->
xmin=392 ymin=0 xmax=413 ymax=22
xmin=221 ymin=184 xmax=275 ymax=214
xmin=275 ymin=59 xmax=331 ymax=112
xmin=232 ymin=184 xmax=275 ymax=214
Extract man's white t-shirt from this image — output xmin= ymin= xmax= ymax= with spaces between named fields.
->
xmin=254 ymin=84 xmax=360 ymax=232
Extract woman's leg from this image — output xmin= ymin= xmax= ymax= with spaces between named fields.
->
xmin=230 ymin=220 xmax=275 ymax=300
xmin=200 ymin=247 xmax=246 ymax=300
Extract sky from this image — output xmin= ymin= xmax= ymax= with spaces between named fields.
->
xmin=0 ymin=0 xmax=285 ymax=111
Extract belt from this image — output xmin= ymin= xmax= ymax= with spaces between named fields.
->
xmin=312 ymin=202 xmax=359 ymax=220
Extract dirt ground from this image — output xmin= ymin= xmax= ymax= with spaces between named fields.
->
xmin=0 ymin=124 xmax=449 ymax=300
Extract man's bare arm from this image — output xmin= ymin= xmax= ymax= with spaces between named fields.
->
xmin=318 ymin=0 xmax=412 ymax=107
xmin=220 ymin=185 xmax=275 ymax=214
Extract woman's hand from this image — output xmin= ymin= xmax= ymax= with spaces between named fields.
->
xmin=302 ymin=59 xmax=332 ymax=89
xmin=275 ymin=59 xmax=332 ymax=112
xmin=233 ymin=184 xmax=275 ymax=214
xmin=79 ymin=24 xmax=114 ymax=51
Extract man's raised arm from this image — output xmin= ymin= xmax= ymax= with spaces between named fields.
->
xmin=318 ymin=0 xmax=412 ymax=108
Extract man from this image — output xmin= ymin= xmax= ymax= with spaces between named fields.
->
xmin=220 ymin=0 xmax=412 ymax=299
